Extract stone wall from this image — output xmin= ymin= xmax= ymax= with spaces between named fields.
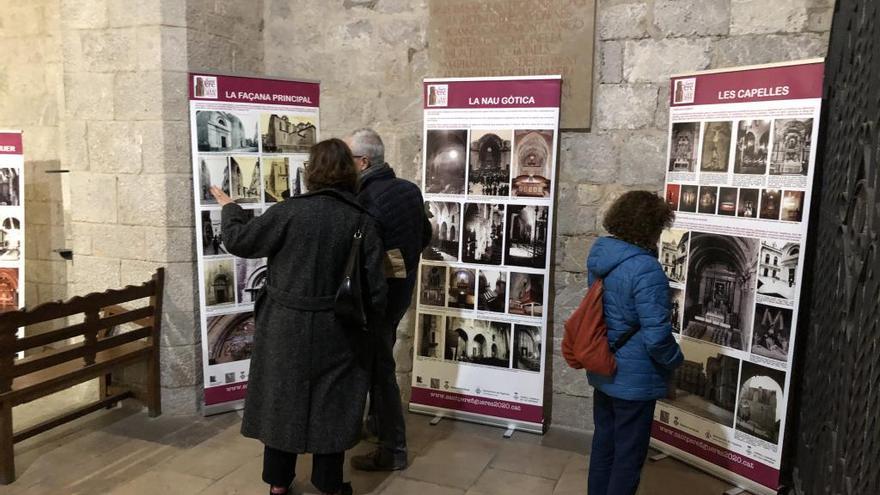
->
xmin=263 ymin=0 xmax=831 ymax=431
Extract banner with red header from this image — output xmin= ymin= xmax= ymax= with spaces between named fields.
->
xmin=0 ymin=131 xmax=24 ymax=348
xmin=410 ymin=76 xmax=561 ymax=433
xmin=188 ymin=73 xmax=320 ymax=413
xmin=655 ymin=60 xmax=824 ymax=494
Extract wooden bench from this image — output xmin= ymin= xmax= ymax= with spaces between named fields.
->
xmin=0 ymin=268 xmax=164 ymax=484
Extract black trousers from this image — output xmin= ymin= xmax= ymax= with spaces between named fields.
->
xmin=366 ymin=314 xmax=408 ymax=455
xmin=262 ymin=445 xmax=343 ymax=493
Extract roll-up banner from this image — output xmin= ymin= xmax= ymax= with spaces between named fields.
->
xmin=410 ymin=76 xmax=562 ymax=433
xmin=653 ymin=59 xmax=824 ymax=494
xmin=187 ymin=73 xmax=320 ymax=414
xmin=0 ymin=131 xmax=24 ymax=353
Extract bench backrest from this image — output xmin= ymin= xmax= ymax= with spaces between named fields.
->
xmin=0 ymin=269 xmax=165 ymax=393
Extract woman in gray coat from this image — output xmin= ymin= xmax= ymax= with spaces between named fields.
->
xmin=210 ymin=138 xmax=388 ymax=495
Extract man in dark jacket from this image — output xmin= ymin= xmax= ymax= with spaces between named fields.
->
xmin=345 ymin=128 xmax=431 ymax=471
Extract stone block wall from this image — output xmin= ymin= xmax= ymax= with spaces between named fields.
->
xmin=263 ymin=0 xmax=831 ymax=431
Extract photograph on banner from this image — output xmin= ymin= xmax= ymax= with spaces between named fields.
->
xmin=425 ymin=129 xmax=467 ymax=195
xmin=468 ymin=129 xmax=511 ymax=196
xmin=462 ymin=202 xmax=504 ymax=265
xmin=444 ymin=316 xmax=511 ymax=369
xmin=260 ymin=113 xmax=317 ymax=153
xmin=662 ymin=339 xmax=741 ymax=428
xmin=423 ymin=201 xmax=461 ymax=262
xmin=207 ymin=311 xmax=256 ymax=365
xmin=734 ymin=120 xmax=771 ymax=174
xmin=0 ymin=267 xmax=19 ymax=312
xmin=230 ymin=156 xmax=261 ymax=203
xmin=735 ymin=361 xmax=787 ymax=444
xmin=508 ymin=272 xmax=543 ymax=317
xmin=417 ymin=313 xmax=445 ymax=360
xmin=477 ymin=269 xmax=507 ymax=313
xmin=512 ymin=324 xmax=541 ymax=372
xmin=0 ymin=215 xmax=22 ymax=261
xmin=512 ymin=129 xmax=553 ymax=197
xmin=0 ymin=167 xmax=20 ymax=206
xmin=196 ymin=110 xmax=260 ymax=153
xmin=681 ymin=232 xmax=758 ymax=352
xmin=668 ymin=122 xmax=700 ymax=172
xmin=419 ymin=264 xmax=447 ymax=307
xmin=505 ymin=204 xmax=549 ymax=268
xmin=198 ymin=156 xmax=230 ymax=205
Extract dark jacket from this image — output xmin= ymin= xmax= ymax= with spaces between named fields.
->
xmin=357 ymin=163 xmax=431 ymax=322
xmin=586 ymin=236 xmax=683 ymax=401
xmin=222 ymin=189 xmax=388 ymax=454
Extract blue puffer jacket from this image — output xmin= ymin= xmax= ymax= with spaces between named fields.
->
xmin=586 ymin=236 xmax=684 ymax=401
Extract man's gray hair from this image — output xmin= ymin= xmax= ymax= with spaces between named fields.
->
xmin=348 ymin=128 xmax=385 ymax=165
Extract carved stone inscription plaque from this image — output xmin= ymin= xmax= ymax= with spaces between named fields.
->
xmin=428 ymin=0 xmax=596 ymax=129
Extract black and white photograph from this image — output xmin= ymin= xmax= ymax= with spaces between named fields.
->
xmin=700 ymin=121 xmax=732 ymax=173
xmin=462 ymin=203 xmax=504 ymax=265
xmin=781 ymin=190 xmax=805 ymax=222
xmin=733 ymin=119 xmax=770 ymax=174
xmin=230 ymin=156 xmax=261 ymax=203
xmin=417 ymin=313 xmax=444 ymax=359
xmin=660 ymin=229 xmax=689 ymax=284
xmin=683 ymin=232 xmax=759 ymax=351
xmin=419 ymin=265 xmax=447 ymax=307
xmin=207 ymin=313 xmax=256 ymax=365
xmin=423 ymin=201 xmax=460 ymax=262
xmin=698 ymin=186 xmax=718 ymax=214
xmin=512 ymin=129 xmax=553 ymax=197
xmin=505 ymin=205 xmax=549 ymax=268
xmin=736 ymin=361 xmax=786 ymax=443
xmin=291 ymin=157 xmax=308 ymax=196
xmin=0 ymin=216 xmax=22 ymax=261
xmin=203 ymin=258 xmax=236 ymax=307
xmin=508 ymin=272 xmax=544 ymax=317
xmin=670 ymin=287 xmax=684 ymax=334
xmin=760 ymin=189 xmax=781 ymax=220
xmin=668 ymin=122 xmax=700 ymax=172
xmin=770 ymin=118 xmax=813 ymax=176
xmin=662 ymin=341 xmax=740 ymax=427
xmin=750 ymin=303 xmax=793 ymax=362
xmin=201 ymin=209 xmax=254 ymax=256
xmin=737 ymin=188 xmax=759 ymax=218
xmin=425 ymin=129 xmax=467 ymax=194
xmin=477 ymin=269 xmax=506 ymax=313
xmin=235 ymin=257 xmax=267 ymax=304
xmin=513 ymin=325 xmax=542 ymax=372
xmin=444 ymin=317 xmax=511 ymax=369
xmin=447 ymin=267 xmax=476 ymax=309
xmin=263 ymin=157 xmax=290 ymax=202
xmin=196 ymin=110 xmax=259 ymax=152
xmin=679 ymin=185 xmax=698 ymax=213
xmin=0 ymin=167 xmax=20 ymax=206
xmin=198 ymin=156 xmax=230 ymax=205
xmin=757 ymin=240 xmax=800 ymax=301
xmin=260 ymin=113 xmax=317 ymax=153
xmin=468 ymin=129 xmax=511 ymax=196
xmin=718 ymin=188 xmax=738 ymax=216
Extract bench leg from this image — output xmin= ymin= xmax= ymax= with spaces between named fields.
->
xmin=0 ymin=402 xmax=14 ymax=484
xmin=99 ymin=373 xmax=114 ymax=409
xmin=147 ymin=355 xmax=162 ymax=418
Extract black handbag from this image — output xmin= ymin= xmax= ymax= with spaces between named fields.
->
xmin=334 ymin=214 xmax=368 ymax=330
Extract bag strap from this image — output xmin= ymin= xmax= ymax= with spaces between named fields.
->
xmin=609 ymin=325 xmax=641 ymax=353
xmin=343 ymin=213 xmax=366 ymax=278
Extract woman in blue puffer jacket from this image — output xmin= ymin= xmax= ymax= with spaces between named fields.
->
xmin=586 ymin=191 xmax=684 ymax=495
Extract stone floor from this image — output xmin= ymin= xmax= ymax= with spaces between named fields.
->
xmin=1 ymin=401 xmax=741 ymax=495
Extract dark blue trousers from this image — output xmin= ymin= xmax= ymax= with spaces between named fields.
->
xmin=588 ymin=390 xmax=656 ymax=495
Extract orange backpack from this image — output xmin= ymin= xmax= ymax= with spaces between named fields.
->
xmin=562 ymin=278 xmax=641 ymax=376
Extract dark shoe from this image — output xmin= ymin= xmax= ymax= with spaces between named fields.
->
xmin=350 ymin=449 xmax=407 ymax=471
xmin=268 ymin=485 xmax=291 ymax=495
xmin=340 ymin=482 xmax=353 ymax=495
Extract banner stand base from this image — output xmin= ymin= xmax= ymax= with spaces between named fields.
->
xmin=723 ymin=488 xmax=748 ymax=495
xmin=649 ymin=452 xmax=669 ymax=462
xmin=650 ymin=440 xmax=774 ymax=495
xmin=203 ymin=399 xmax=245 ymax=417
xmin=502 ymin=425 xmax=516 ymax=439
xmin=429 ymin=413 xmax=444 ymax=426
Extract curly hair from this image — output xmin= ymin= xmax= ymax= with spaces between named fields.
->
xmin=602 ymin=191 xmax=675 ymax=251
xmin=305 ymin=138 xmax=359 ymax=193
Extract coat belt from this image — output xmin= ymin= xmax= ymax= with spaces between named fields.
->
xmin=266 ymin=284 xmax=336 ymax=311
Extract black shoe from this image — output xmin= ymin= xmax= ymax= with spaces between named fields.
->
xmin=340 ymin=482 xmax=353 ymax=495
xmin=350 ymin=449 xmax=407 ymax=471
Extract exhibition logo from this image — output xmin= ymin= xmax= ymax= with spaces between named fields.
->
xmin=673 ymin=77 xmax=696 ymax=105
xmin=194 ymin=76 xmax=219 ymax=99
xmin=427 ymin=84 xmax=449 ymax=107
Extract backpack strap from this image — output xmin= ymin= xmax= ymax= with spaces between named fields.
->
xmin=609 ymin=325 xmax=641 ymax=353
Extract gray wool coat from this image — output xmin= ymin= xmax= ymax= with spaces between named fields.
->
xmin=221 ymin=188 xmax=388 ymax=454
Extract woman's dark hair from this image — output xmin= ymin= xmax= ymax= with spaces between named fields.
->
xmin=602 ymin=191 xmax=675 ymax=251
xmin=305 ymin=138 xmax=359 ymax=193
